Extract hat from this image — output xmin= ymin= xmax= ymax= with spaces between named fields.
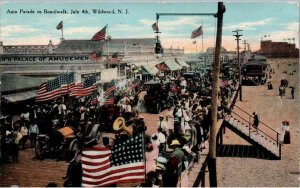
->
xmin=157 ymin=156 xmax=167 ymax=164
xmin=156 ymin=163 xmax=166 ymax=171
xmin=170 ymin=139 xmax=181 ymax=146
xmin=159 ymin=115 xmax=164 ymax=118
xmin=282 ymin=120 xmax=289 ymax=125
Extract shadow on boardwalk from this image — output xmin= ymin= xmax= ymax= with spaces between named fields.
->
xmin=217 ymin=144 xmax=278 ymax=160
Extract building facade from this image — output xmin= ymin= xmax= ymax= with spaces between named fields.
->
xmin=255 ymin=40 xmax=299 ymax=58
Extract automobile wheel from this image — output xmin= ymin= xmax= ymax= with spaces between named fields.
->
xmin=69 ymin=139 xmax=79 ymax=152
xmin=95 ymin=130 xmax=101 ymax=144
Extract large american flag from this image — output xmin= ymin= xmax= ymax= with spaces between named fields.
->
xmin=36 ymin=72 xmax=74 ymax=102
xmin=81 ymin=134 xmax=145 ymax=187
xmin=71 ymin=75 xmax=97 ymax=97
xmin=59 ymin=72 xmax=75 ymax=95
xmin=91 ymin=25 xmax=107 ymax=41
xmin=191 ymin=25 xmax=203 ymax=39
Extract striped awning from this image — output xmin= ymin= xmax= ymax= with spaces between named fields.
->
xmin=2 ymin=90 xmax=38 ymax=103
xmin=141 ymin=64 xmax=159 ymax=75
xmin=176 ymin=59 xmax=190 ymax=68
xmin=164 ymin=60 xmax=182 ymax=71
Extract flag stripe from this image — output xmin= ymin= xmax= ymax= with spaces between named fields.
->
xmin=83 ymin=165 xmax=145 ymax=177
xmin=81 ymin=134 xmax=145 ymax=187
xmin=104 ymin=85 xmax=116 ymax=96
xmin=83 ymin=171 xmax=145 ymax=186
xmin=91 ymin=25 xmax=107 ymax=41
xmin=81 ymin=157 xmax=111 ymax=166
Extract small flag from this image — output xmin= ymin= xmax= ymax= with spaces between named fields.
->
xmin=81 ymin=133 xmax=145 ymax=187
xmin=170 ymin=84 xmax=179 ymax=94
xmin=56 ymin=21 xmax=63 ymax=30
xmin=104 ymin=85 xmax=117 ymax=96
xmin=152 ymin=22 xmax=159 ymax=31
xmin=90 ymin=91 xmax=99 ymax=106
xmin=91 ymin=25 xmax=107 ymax=41
xmin=104 ymin=97 xmax=115 ymax=106
xmin=191 ymin=26 xmax=203 ymax=39
xmin=89 ymin=51 xmax=102 ymax=61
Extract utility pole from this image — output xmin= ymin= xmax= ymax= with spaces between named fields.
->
xmin=232 ymin=29 xmax=243 ymax=101
xmin=243 ymin=40 xmax=247 ymax=52
xmin=209 ymin=2 xmax=225 ymax=187
xmin=242 ymin=40 xmax=247 ymax=64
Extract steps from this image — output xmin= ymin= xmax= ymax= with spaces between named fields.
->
xmin=224 ymin=116 xmax=280 ymax=158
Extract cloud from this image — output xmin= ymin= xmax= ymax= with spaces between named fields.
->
xmin=64 ymin=26 xmax=100 ymax=36
xmin=269 ymin=22 xmax=298 ymax=44
xmin=1 ymin=25 xmax=41 ymax=37
xmin=140 ymin=17 xmax=206 ymax=31
xmin=224 ymin=18 xmax=276 ymax=31
xmin=3 ymin=36 xmax=60 ymax=45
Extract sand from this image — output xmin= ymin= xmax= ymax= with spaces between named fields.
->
xmin=217 ymin=58 xmax=299 ymax=187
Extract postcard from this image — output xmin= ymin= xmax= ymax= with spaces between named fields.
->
xmin=0 ymin=0 xmax=298 ymax=187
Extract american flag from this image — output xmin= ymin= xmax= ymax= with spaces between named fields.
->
xmin=59 ymin=72 xmax=75 ymax=95
xmin=191 ymin=25 xmax=203 ymax=39
xmin=36 ymin=77 xmax=61 ymax=102
xmin=81 ymin=134 xmax=145 ymax=187
xmin=104 ymin=85 xmax=117 ymax=96
xmin=152 ymin=22 xmax=159 ymax=31
xmin=36 ymin=72 xmax=75 ymax=102
xmin=170 ymin=84 xmax=179 ymax=94
xmin=90 ymin=91 xmax=99 ymax=106
xmin=91 ymin=25 xmax=107 ymax=41
xmin=104 ymin=97 xmax=115 ymax=106
xmin=89 ymin=52 xmax=102 ymax=61
xmin=71 ymin=75 xmax=97 ymax=97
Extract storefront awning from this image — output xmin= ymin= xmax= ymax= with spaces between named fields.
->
xmin=164 ymin=60 xmax=182 ymax=71
xmin=176 ymin=59 xmax=190 ymax=68
xmin=2 ymin=90 xmax=38 ymax=103
xmin=141 ymin=64 xmax=159 ymax=75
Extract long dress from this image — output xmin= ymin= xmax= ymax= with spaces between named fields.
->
xmin=283 ymin=125 xmax=290 ymax=144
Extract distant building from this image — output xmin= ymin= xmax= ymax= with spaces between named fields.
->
xmin=255 ymin=40 xmax=299 ymax=58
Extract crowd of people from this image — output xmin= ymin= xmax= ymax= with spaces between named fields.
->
xmin=0 ymin=70 xmax=239 ymax=187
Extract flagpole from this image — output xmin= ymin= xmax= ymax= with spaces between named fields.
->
xmin=61 ymin=26 xmax=64 ymax=40
xmin=202 ymin=18 xmax=204 ymax=52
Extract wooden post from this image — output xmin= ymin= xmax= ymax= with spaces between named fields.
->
xmin=208 ymin=2 xmax=225 ymax=187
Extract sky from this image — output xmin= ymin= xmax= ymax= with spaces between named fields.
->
xmin=0 ymin=0 xmax=298 ymax=53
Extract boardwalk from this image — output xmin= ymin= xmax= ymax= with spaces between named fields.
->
xmin=217 ymin=58 xmax=299 ymax=187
